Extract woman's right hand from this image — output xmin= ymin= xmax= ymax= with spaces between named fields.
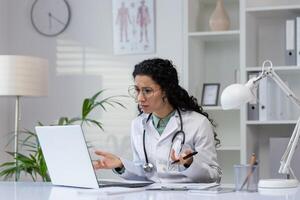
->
xmin=93 ymin=150 xmax=123 ymax=170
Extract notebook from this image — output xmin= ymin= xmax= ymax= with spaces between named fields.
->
xmin=35 ymin=125 xmax=152 ymax=189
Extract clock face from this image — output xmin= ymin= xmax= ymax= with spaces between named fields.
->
xmin=31 ymin=0 xmax=71 ymax=37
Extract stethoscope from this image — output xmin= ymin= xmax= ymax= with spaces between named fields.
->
xmin=142 ymin=109 xmax=185 ymax=173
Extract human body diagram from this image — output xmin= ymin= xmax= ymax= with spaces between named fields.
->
xmin=114 ymin=0 xmax=154 ymax=54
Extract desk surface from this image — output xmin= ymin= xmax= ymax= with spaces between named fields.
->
xmin=1 ymin=181 xmax=299 ymax=200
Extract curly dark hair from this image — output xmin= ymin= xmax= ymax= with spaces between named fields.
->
xmin=132 ymin=58 xmax=220 ymax=146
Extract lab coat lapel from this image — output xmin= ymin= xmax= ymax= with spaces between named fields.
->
xmin=158 ymin=115 xmax=179 ymax=142
xmin=143 ymin=115 xmax=160 ymax=141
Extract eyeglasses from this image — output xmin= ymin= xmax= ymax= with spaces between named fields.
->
xmin=128 ymin=85 xmax=160 ymax=100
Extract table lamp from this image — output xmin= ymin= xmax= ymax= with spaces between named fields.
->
xmin=0 ymin=55 xmax=48 ymax=181
xmin=220 ymin=60 xmax=300 ymax=189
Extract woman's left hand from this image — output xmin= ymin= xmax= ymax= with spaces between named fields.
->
xmin=93 ymin=150 xmax=123 ymax=170
xmin=170 ymin=149 xmax=193 ymax=167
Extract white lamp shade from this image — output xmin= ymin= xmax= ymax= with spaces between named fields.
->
xmin=0 ymin=55 xmax=48 ymax=96
xmin=221 ymin=83 xmax=254 ymax=110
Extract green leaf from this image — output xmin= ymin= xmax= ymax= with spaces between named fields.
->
xmin=58 ymin=117 xmax=69 ymax=125
xmin=82 ymin=99 xmax=93 ymax=118
xmin=37 ymin=121 xmax=44 ymax=126
xmin=109 ymin=100 xmax=127 ymax=109
xmin=68 ymin=117 xmax=82 ymax=124
xmin=95 ymin=102 xmax=107 ymax=111
xmin=0 ymin=89 xmax=127 ymax=182
xmin=0 ymin=162 xmax=16 ymax=168
xmin=0 ymin=167 xmax=16 ymax=180
xmin=83 ymin=119 xmax=104 ymax=131
xmin=90 ymin=90 xmax=105 ymax=101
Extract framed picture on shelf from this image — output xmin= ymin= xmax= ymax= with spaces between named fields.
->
xmin=112 ymin=0 xmax=155 ymax=55
xmin=201 ymin=83 xmax=220 ymax=106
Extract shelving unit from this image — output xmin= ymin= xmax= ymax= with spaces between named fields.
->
xmin=183 ymin=0 xmax=300 ymax=183
xmin=183 ymin=0 xmax=241 ymax=183
xmin=241 ymin=0 xmax=300 ymax=180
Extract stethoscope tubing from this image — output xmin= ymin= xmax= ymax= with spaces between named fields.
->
xmin=142 ymin=108 xmax=185 ymax=172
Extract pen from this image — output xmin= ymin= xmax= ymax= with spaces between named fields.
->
xmin=171 ymin=151 xmax=198 ymax=165
xmin=239 ymin=153 xmax=257 ymax=190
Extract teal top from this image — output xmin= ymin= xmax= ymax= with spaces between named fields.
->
xmin=152 ymin=110 xmax=175 ymax=135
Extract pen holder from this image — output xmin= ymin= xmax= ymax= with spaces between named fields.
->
xmin=234 ymin=164 xmax=259 ymax=192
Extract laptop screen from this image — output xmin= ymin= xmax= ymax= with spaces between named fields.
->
xmin=36 ymin=125 xmax=99 ymax=188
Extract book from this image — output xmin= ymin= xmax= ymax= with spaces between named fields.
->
xmin=296 ymin=17 xmax=300 ymax=66
xmin=285 ymin=19 xmax=296 ymax=65
xmin=247 ymin=72 xmax=259 ymax=120
xmin=259 ymin=76 xmax=268 ymax=121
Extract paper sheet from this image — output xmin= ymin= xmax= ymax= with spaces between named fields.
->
xmin=77 ymin=187 xmax=145 ymax=195
xmin=146 ymin=182 xmax=219 ymax=190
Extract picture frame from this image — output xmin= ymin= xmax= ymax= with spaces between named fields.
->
xmin=201 ymin=83 xmax=220 ymax=106
xmin=112 ymin=0 xmax=155 ymax=55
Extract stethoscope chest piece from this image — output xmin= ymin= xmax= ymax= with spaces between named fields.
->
xmin=142 ymin=109 xmax=185 ymax=173
xmin=143 ymin=162 xmax=154 ymax=173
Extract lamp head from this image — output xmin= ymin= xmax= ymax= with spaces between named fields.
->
xmin=221 ymin=60 xmax=274 ymax=110
xmin=0 ymin=55 xmax=48 ymax=97
xmin=221 ymin=78 xmax=257 ymax=110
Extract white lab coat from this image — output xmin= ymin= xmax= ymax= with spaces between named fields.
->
xmin=118 ymin=110 xmax=222 ymax=183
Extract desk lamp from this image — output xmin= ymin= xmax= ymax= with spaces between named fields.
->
xmin=0 ymin=55 xmax=48 ymax=181
xmin=221 ymin=60 xmax=300 ymax=189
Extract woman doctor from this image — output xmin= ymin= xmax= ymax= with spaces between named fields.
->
xmin=93 ymin=58 xmax=222 ymax=183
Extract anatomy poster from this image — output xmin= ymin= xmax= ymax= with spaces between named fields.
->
xmin=112 ymin=0 xmax=155 ymax=55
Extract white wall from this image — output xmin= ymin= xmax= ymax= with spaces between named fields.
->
xmin=0 ymin=0 xmax=184 ymax=180
xmin=0 ymin=0 xmax=12 ymax=165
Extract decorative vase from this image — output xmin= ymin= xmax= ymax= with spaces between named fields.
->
xmin=209 ymin=0 xmax=230 ymax=31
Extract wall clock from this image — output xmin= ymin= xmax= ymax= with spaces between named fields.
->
xmin=31 ymin=0 xmax=71 ymax=37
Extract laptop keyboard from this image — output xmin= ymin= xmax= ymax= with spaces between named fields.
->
xmin=98 ymin=180 xmax=152 ymax=188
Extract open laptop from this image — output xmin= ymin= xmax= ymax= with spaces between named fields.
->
xmin=35 ymin=125 xmax=152 ymax=189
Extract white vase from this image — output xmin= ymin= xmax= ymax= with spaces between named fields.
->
xmin=209 ymin=0 xmax=230 ymax=31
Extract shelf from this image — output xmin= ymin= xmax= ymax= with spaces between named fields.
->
xmin=203 ymin=106 xmax=222 ymax=110
xmin=246 ymin=5 xmax=300 ymax=12
xmin=199 ymin=0 xmax=238 ymax=5
xmin=246 ymin=66 xmax=300 ymax=72
xmin=189 ymin=30 xmax=240 ymax=41
xmin=217 ymin=145 xmax=240 ymax=151
xmin=246 ymin=120 xmax=297 ymax=125
xmin=246 ymin=5 xmax=300 ymax=19
xmin=203 ymin=106 xmax=239 ymax=111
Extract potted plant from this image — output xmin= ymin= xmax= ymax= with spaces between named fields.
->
xmin=0 ymin=90 xmax=126 ymax=181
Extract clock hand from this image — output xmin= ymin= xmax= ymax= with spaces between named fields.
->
xmin=49 ymin=13 xmax=66 ymax=26
xmin=48 ymin=12 xmax=52 ymax=30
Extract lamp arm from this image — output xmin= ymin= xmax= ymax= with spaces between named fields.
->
xmin=263 ymin=67 xmax=300 ymax=177
xmin=278 ymin=118 xmax=300 ymax=176
xmin=280 ymin=118 xmax=300 ymax=166
xmin=267 ymin=67 xmax=300 ymax=109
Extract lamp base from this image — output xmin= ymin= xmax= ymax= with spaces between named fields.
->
xmin=258 ymin=179 xmax=299 ymax=188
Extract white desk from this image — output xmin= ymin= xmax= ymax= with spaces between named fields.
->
xmin=1 ymin=181 xmax=299 ymax=200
